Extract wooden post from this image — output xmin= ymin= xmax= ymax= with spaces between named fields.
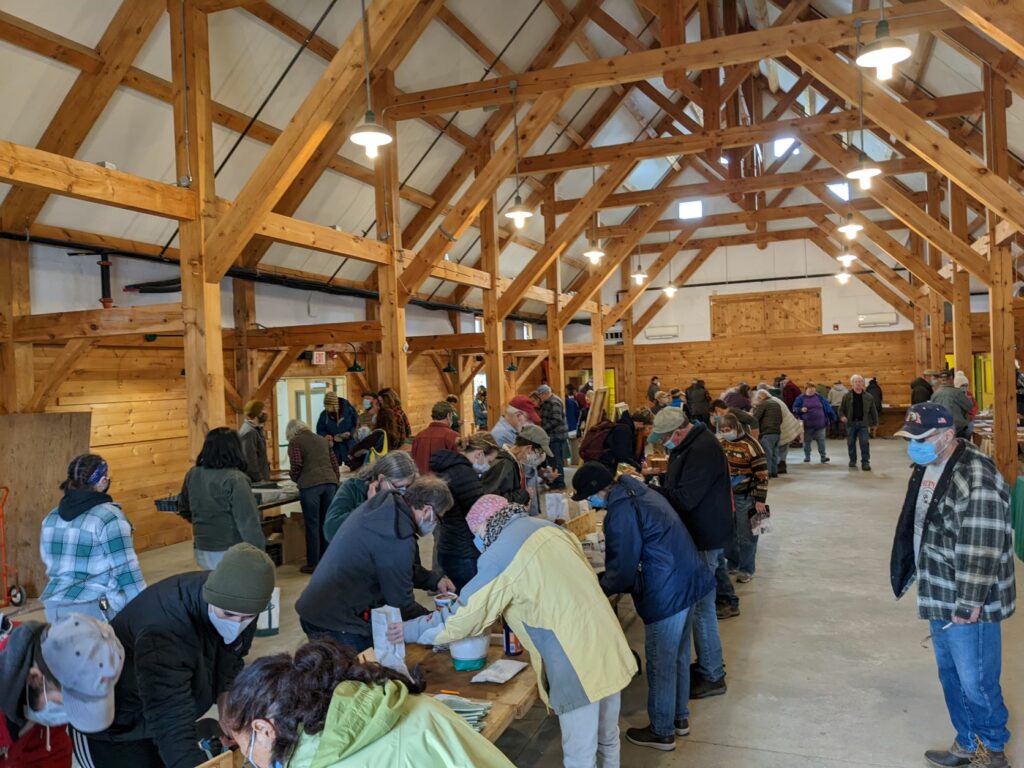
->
xmin=232 ymin=278 xmax=258 ymax=423
xmin=910 ymin=234 xmax=930 ymax=373
xmin=479 ymin=144 xmax=505 ymax=426
xmin=925 ymin=173 xmax=946 ymax=370
xmin=620 ymin=264 xmax=637 ymax=408
xmin=947 ymin=180 xmax=973 ymax=376
xmin=373 ymin=71 xmax=408 ymax=402
xmin=591 ymin=312 xmax=606 ymax=403
xmin=363 ymin=299 xmax=381 ymax=391
xmin=543 ymin=187 xmax=564 ymax=394
xmin=0 ymin=240 xmax=32 ymax=414
xmin=984 ymin=66 xmax=1016 ymax=482
xmin=170 ymin=0 xmax=225 ymax=457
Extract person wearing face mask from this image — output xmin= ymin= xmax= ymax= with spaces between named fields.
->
xmin=358 ymin=391 xmax=379 ymax=428
xmin=222 ymin=638 xmax=513 ymax=768
xmin=81 ymin=544 xmax=274 ymax=768
xmin=650 ymin=407 xmax=732 ymax=702
xmin=891 ymin=403 xmax=1015 ymax=768
xmin=410 ymin=402 xmax=460 ymax=475
xmin=479 ymin=430 xmax=532 ymax=509
xmin=287 ymin=419 xmax=341 ymax=574
xmin=405 ymin=495 xmax=636 ymax=768
xmin=239 ymin=400 xmax=272 ymax=483
xmin=710 ymin=398 xmax=758 ymax=437
xmin=296 ymin=477 xmax=455 ymax=653
xmin=0 ymin=614 xmax=124 ymax=768
xmin=512 ymin=425 xmax=557 ymax=517
xmin=715 ymin=414 xmax=769 ymax=618
xmin=324 ymin=452 xmax=419 ymax=542
xmin=40 ymin=454 xmax=146 ymax=624
xmin=571 ymin=464 xmax=713 ymax=753
xmin=316 ymin=391 xmax=359 ymax=466
xmin=429 ymin=433 xmax=499 ymax=591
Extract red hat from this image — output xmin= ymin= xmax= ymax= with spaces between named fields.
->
xmin=509 ymin=395 xmax=541 ymax=424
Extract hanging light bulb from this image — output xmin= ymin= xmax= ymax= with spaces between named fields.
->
xmin=837 ymin=214 xmax=863 ymax=239
xmin=663 ymin=284 xmax=678 ymax=297
xmin=855 ymin=9 xmax=911 ymax=81
xmin=584 ymin=240 xmax=605 ymax=264
xmin=835 ymin=271 xmax=852 ymax=285
xmin=505 ymin=195 xmax=532 ymax=229
xmin=349 ymin=1 xmax=392 ymax=160
xmin=837 ymin=253 xmax=857 ymax=268
xmin=504 ymin=82 xmax=532 ymax=230
xmin=631 ymin=260 xmax=648 ymax=285
xmin=847 ymin=152 xmax=881 ymax=190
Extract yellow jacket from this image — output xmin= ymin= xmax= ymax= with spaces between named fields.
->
xmin=435 ymin=517 xmax=636 ymax=715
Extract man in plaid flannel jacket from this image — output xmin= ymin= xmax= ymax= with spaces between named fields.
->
xmin=891 ymin=403 xmax=1015 ymax=768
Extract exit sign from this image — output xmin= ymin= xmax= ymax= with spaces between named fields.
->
xmin=311 ymin=350 xmax=327 ymax=365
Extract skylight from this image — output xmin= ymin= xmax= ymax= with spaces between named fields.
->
xmin=826 ymin=182 xmax=851 ymax=201
xmin=773 ymin=138 xmax=800 ymax=156
xmin=678 ymin=200 xmax=703 ymax=220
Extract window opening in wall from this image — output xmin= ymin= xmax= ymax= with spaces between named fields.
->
xmin=274 ymin=377 xmax=348 ymax=467
xmin=773 ymin=137 xmax=799 ymax=157
xmin=678 ymin=200 xmax=703 ymax=220
xmin=826 ymin=182 xmax=850 ymax=201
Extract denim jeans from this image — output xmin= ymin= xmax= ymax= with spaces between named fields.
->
xmin=727 ymin=493 xmax=758 ymax=575
xmin=759 ymin=433 xmax=780 ymax=474
xmin=437 ymin=552 xmax=479 ymax=592
xmin=558 ymin=691 xmax=621 ymax=768
xmin=194 ymin=548 xmax=226 ymax=570
xmin=929 ymin=620 xmax=1011 ymax=752
xmin=300 ymin=617 xmax=371 ymax=653
xmin=846 ymin=422 xmax=870 ymax=464
xmin=714 ymin=552 xmax=737 ymax=607
xmin=804 ymin=427 xmax=827 ymax=460
xmin=299 ymin=483 xmax=337 ymax=567
xmin=679 ymin=549 xmax=725 ymax=721
xmin=44 ymin=599 xmax=109 ymax=625
xmin=548 ymin=438 xmax=568 ymax=488
xmin=643 ymin=609 xmax=690 ymax=736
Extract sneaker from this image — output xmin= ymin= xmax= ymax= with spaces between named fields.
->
xmin=803 ymin=457 xmax=811 ymax=463
xmin=674 ymin=718 xmax=690 ymax=736
xmin=716 ymin=603 xmax=740 ymax=620
xmin=862 ymin=463 xmax=871 ymax=471
xmin=925 ymin=741 xmax=974 ymax=767
xmin=727 ymin=567 xmax=739 ymax=575
xmin=625 ymin=725 xmax=675 ymax=752
xmin=822 ymin=456 xmax=830 ymax=463
xmin=689 ymin=676 xmax=727 ymax=699
xmin=848 ymin=461 xmax=857 ymax=468
xmin=736 ymin=571 xmax=753 ymax=583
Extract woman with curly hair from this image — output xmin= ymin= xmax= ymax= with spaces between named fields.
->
xmin=221 ymin=638 xmax=512 ymax=767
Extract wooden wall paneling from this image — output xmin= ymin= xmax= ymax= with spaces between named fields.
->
xmin=710 ymin=288 xmax=821 ymax=338
xmin=0 ymin=239 xmax=32 ymax=414
xmin=0 ymin=412 xmax=92 ymax=596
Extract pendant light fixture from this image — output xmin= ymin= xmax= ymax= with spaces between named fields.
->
xmin=837 ymin=253 xmax=857 ymax=268
xmin=837 ymin=213 xmax=863 ymax=239
xmin=349 ymin=0 xmax=393 ymax=159
xmin=846 ymin=49 xmax=881 ymax=190
xmin=344 ymin=343 xmax=365 ymax=373
xmin=663 ymin=250 xmax=677 ymax=296
xmin=505 ymin=358 xmax=519 ymax=373
xmin=630 ymin=254 xmax=647 ymax=285
xmin=855 ymin=6 xmax=911 ymax=81
xmin=835 ymin=271 xmax=852 ymax=285
xmin=504 ymin=82 xmax=533 ymax=230
xmin=442 ymin=354 xmax=458 ymax=374
xmin=583 ymin=166 xmax=604 ymax=264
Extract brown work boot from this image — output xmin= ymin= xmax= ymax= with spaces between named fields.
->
xmin=925 ymin=741 xmax=974 ymax=767
xmin=969 ymin=738 xmax=1011 ymax=767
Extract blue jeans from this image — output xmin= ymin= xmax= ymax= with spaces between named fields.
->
xmin=714 ymin=552 xmax=737 ymax=607
xmin=194 ymin=548 xmax=226 ymax=570
xmin=299 ymin=483 xmax=337 ymax=567
xmin=804 ymin=427 xmax=827 ymax=460
xmin=680 ymin=549 xmax=725 ymax=720
xmin=548 ymin=438 xmax=568 ymax=487
xmin=759 ymin=433 xmax=780 ymax=474
xmin=437 ymin=552 xmax=479 ymax=592
xmin=643 ymin=608 xmax=690 ymax=736
xmin=300 ymin=617 xmax=371 ymax=653
xmin=726 ymin=493 xmax=758 ymax=575
xmin=930 ymin=620 xmax=1010 ymax=752
xmin=846 ymin=422 xmax=870 ymax=464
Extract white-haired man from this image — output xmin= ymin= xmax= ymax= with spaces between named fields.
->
xmin=490 ymin=395 xmax=540 ymax=448
xmin=839 ymin=374 xmax=879 ymax=471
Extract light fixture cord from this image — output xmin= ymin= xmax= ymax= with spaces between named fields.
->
xmin=361 ymin=0 xmax=373 ymax=113
xmin=511 ymin=82 xmax=522 ymax=195
xmin=856 ymin=22 xmax=865 ymax=154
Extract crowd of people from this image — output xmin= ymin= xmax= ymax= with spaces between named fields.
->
xmin=1 ymin=365 xmax=1014 ymax=768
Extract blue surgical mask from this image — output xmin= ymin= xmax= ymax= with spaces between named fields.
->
xmin=24 ymin=677 xmax=68 ymax=727
xmin=473 ymin=535 xmax=486 ymax=553
xmin=713 ymin=414 xmax=721 ymax=425
xmin=587 ymin=494 xmax=606 ymax=509
xmin=663 ymin=439 xmax=677 ymax=451
xmin=208 ymin=605 xmax=253 ymax=645
xmin=907 ymin=439 xmax=939 ymax=465
xmin=362 ymin=398 xmax=373 ymax=410
xmin=243 ymin=726 xmax=285 ymax=768
xmin=472 ymin=461 xmax=490 ymax=474
xmin=720 ymin=431 xmax=739 ymax=442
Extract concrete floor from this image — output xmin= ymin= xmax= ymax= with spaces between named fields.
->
xmin=20 ymin=438 xmax=1021 ymax=767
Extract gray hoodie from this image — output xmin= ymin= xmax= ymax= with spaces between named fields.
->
xmin=827 ymin=384 xmax=848 ymax=408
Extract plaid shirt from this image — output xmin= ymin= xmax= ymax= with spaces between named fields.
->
xmin=39 ymin=501 xmax=146 ymax=616
xmin=891 ymin=441 xmax=1016 ymax=622
xmin=539 ymin=395 xmax=569 ymax=440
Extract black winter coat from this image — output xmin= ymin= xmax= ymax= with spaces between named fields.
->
xmin=685 ymin=385 xmax=711 ymax=416
xmin=660 ymin=422 xmax=735 ymax=550
xmin=604 ymin=411 xmax=642 ymax=470
xmin=431 ymin=450 xmax=486 ymax=560
xmin=910 ymin=377 xmax=933 ymax=405
xmin=94 ymin=572 xmax=256 ymax=768
xmin=480 ymin=452 xmax=530 ymax=507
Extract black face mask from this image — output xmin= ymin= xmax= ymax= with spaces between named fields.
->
xmin=257 ymin=413 xmax=268 ymax=424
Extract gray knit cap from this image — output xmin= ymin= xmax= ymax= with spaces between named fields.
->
xmin=202 ymin=543 xmax=275 ymax=615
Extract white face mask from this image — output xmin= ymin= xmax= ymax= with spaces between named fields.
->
xmin=208 ymin=605 xmax=254 ymax=645
xmin=24 ymin=677 xmax=68 ymax=727
xmin=472 ymin=461 xmax=490 ymax=474
xmin=416 ymin=508 xmax=437 ymax=536
xmin=524 ymin=452 xmax=543 ymax=468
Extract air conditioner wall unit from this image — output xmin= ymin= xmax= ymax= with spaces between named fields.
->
xmin=645 ymin=325 xmax=679 ymax=340
xmin=857 ymin=311 xmax=898 ymax=328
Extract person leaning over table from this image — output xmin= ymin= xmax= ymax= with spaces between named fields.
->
xmin=323 ymin=451 xmax=419 ymax=542
xmin=402 ymin=494 xmax=637 ymax=768
xmin=295 ymin=476 xmax=456 ymax=653
xmin=221 ymin=638 xmax=514 ymax=767
xmin=178 ymin=427 xmax=265 ymax=570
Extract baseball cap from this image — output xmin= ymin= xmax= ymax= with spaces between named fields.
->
xmin=650 ymin=406 xmax=687 ymax=442
xmin=923 ymin=369 xmax=940 ymax=376
xmin=509 ymin=395 xmax=541 ymax=424
xmin=40 ymin=614 xmax=125 ymax=733
xmin=894 ymin=403 xmax=955 ymax=439
xmin=937 ymin=369 xmax=952 ymax=380
xmin=516 ymin=424 xmax=553 ymax=456
xmin=571 ymin=461 xmax=614 ymax=500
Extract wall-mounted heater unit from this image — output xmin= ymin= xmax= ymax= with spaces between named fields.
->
xmin=645 ymin=325 xmax=679 ymax=340
xmin=857 ymin=312 xmax=898 ymax=328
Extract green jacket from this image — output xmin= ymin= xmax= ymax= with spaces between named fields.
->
xmin=324 ymin=478 xmax=370 ymax=541
xmin=178 ymin=466 xmax=264 ymax=552
xmin=839 ymin=389 xmax=879 ymax=426
xmin=286 ymin=680 xmax=513 ymax=768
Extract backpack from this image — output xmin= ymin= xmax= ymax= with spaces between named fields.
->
xmin=579 ymin=418 xmax=616 ymax=462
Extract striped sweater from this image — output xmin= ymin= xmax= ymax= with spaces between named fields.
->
xmin=720 ymin=434 xmax=769 ymax=503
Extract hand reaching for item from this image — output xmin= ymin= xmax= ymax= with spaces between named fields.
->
xmin=436 ymin=577 xmax=456 ymax=595
xmin=386 ymin=621 xmax=404 ymax=645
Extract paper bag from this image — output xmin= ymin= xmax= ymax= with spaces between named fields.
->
xmin=371 ymin=606 xmax=409 ymax=677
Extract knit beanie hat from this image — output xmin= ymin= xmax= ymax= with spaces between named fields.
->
xmin=244 ymin=400 xmax=264 ymax=418
xmin=203 ymin=543 xmax=276 ymax=615
xmin=324 ymin=391 xmax=339 ymax=411
xmin=466 ymin=494 xmax=510 ymax=532
xmin=953 ymin=371 xmax=969 ymax=388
